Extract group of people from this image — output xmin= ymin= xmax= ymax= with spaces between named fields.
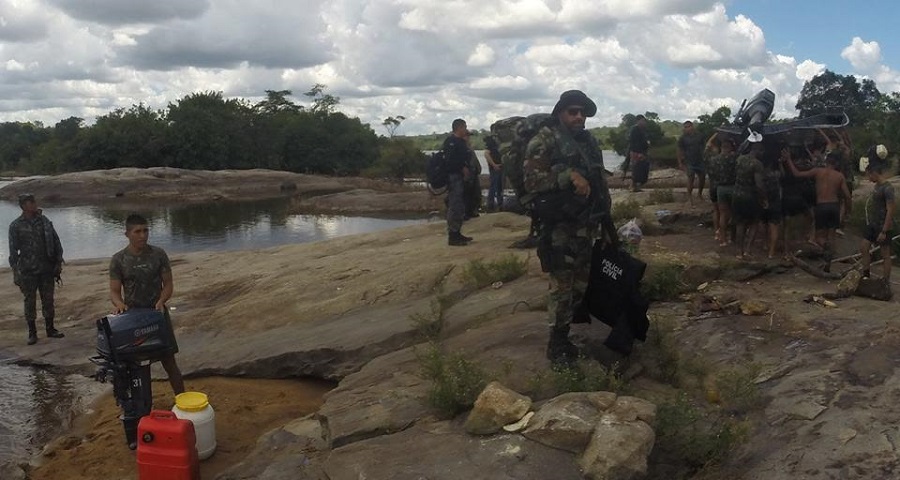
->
xmin=441 ymin=91 xmax=895 ymax=365
xmin=696 ymin=128 xmax=894 ymax=281
xmin=8 ymin=197 xmax=184 ymax=395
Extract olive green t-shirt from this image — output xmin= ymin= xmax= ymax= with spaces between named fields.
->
xmin=109 ymin=245 xmax=171 ymax=308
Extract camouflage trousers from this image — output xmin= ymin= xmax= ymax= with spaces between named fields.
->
xmin=18 ymin=273 xmax=55 ymax=326
xmin=446 ymin=173 xmax=465 ymax=233
xmin=544 ymin=221 xmax=596 ymax=331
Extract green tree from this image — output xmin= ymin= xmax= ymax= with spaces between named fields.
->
xmin=366 ymin=137 xmax=426 ymax=180
xmin=166 ymin=91 xmax=255 ymax=170
xmin=304 ymin=83 xmax=340 ymax=116
xmin=796 ymin=70 xmax=881 ymax=123
xmin=382 ymin=116 xmax=406 ymax=138
xmin=695 ymin=106 xmax=732 ymax=141
xmin=73 ymin=104 xmax=170 ymax=170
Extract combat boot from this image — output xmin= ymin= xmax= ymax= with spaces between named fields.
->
xmin=45 ymin=318 xmax=65 ymax=339
xmin=448 ymin=231 xmax=470 ymax=246
xmin=546 ymin=327 xmax=578 ymax=366
xmin=27 ymin=321 xmax=38 ymax=345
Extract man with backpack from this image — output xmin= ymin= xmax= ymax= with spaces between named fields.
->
xmin=443 ymin=119 xmax=474 ymax=246
xmin=523 ymin=90 xmax=611 ymax=365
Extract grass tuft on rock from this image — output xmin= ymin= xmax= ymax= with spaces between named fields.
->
xmin=409 ymin=299 xmax=447 ymax=342
xmin=417 ymin=343 xmax=488 ymax=418
xmin=654 ymin=393 xmax=750 ymax=472
xmin=611 ymin=199 xmax=644 ymax=224
xmin=648 ymin=188 xmax=676 ymax=204
xmin=641 ymin=263 xmax=688 ymax=302
xmin=528 ymin=359 xmax=628 ymax=398
xmin=714 ymin=365 xmax=764 ymax=414
xmin=461 ymin=255 xmax=528 ymax=289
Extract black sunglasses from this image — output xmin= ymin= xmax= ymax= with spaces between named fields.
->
xmin=566 ymin=107 xmax=586 ymax=116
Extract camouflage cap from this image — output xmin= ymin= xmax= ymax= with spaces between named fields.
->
xmin=551 ymin=90 xmax=597 ymax=117
xmin=18 ymin=193 xmax=35 ymax=206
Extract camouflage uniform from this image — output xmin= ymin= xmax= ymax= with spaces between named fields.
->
xmin=109 ymin=245 xmax=172 ymax=308
xmin=109 ymin=244 xmax=179 ymax=353
xmin=524 ymin=123 xmax=610 ymax=362
xmin=9 ymin=213 xmax=64 ymax=339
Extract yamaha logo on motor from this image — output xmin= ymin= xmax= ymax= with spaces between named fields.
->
xmin=134 ymin=324 xmax=159 ymax=337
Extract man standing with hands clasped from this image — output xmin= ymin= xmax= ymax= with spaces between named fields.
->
xmin=109 ymin=214 xmax=185 ymax=395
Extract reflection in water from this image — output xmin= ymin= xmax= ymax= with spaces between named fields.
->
xmin=0 ymin=363 xmax=79 ymax=461
xmin=0 ymin=194 xmax=427 ymax=261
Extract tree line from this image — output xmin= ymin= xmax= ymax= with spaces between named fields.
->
xmin=0 ymin=85 xmax=409 ymax=177
xmin=2 ymin=71 xmax=897 ymax=178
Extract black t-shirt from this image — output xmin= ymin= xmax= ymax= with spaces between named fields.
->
xmin=629 ymin=126 xmax=648 ymax=154
xmin=442 ymin=135 xmax=469 ymax=174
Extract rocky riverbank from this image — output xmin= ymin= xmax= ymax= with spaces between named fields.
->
xmin=2 ymin=179 xmax=900 ymax=479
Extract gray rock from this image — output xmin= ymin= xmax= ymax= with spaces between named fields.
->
xmin=607 ymin=396 xmax=657 ymax=424
xmin=216 ymin=416 xmax=328 ymax=480
xmin=323 ymin=422 xmax=583 ymax=480
xmin=0 ymin=463 xmax=26 ymax=480
xmin=579 ymin=414 xmax=655 ymax=480
xmin=523 ymin=391 xmax=617 ymax=453
xmin=464 ymin=381 xmax=532 ymax=435
xmin=318 ymin=347 xmax=431 ymax=448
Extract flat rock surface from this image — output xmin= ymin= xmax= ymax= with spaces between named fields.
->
xmin=322 ymin=422 xmax=584 ymax=480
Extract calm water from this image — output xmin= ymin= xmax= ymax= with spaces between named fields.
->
xmin=0 ymin=360 xmax=106 ymax=465
xmin=0 ymin=181 xmax=428 ymax=263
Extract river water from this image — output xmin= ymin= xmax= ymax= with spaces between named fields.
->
xmin=0 ymin=178 xmax=433 ymax=467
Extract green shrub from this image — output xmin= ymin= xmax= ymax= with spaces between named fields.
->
xmin=640 ymin=316 xmax=681 ymax=384
xmin=641 ymin=263 xmax=687 ymax=302
xmin=528 ymin=360 xmax=628 ymax=398
xmin=461 ymin=255 xmax=528 ymax=289
xmin=648 ymin=188 xmax=676 ymax=204
xmin=417 ymin=343 xmax=488 ymax=417
xmin=655 ymin=394 xmax=750 ymax=470
xmin=714 ymin=365 xmax=764 ymax=414
xmin=409 ymin=299 xmax=446 ymax=342
xmin=612 ymin=199 xmax=644 ymax=224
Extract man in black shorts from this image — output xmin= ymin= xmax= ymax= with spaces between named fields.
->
xmin=784 ymin=153 xmax=851 ymax=269
xmin=860 ymin=159 xmax=895 ymax=280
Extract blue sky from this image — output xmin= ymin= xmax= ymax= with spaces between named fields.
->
xmin=731 ymin=0 xmax=898 ymax=72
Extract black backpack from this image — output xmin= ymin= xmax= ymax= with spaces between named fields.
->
xmin=426 ymin=149 xmax=449 ymax=194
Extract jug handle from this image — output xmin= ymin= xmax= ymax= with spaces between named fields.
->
xmin=149 ymin=410 xmax=177 ymax=420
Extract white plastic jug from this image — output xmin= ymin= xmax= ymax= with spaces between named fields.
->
xmin=172 ymin=391 xmax=217 ymax=460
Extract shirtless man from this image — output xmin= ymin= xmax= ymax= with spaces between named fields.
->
xmin=783 ymin=152 xmax=851 ymax=269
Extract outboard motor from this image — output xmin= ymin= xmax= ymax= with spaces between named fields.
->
xmin=732 ymin=89 xmax=776 ymax=153
xmin=734 ymin=88 xmax=775 ymax=130
xmin=90 ymin=308 xmax=177 ymax=449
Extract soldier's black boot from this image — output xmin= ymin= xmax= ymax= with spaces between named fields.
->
xmin=546 ymin=327 xmax=578 ymax=366
xmin=45 ymin=318 xmax=65 ymax=339
xmin=448 ymin=231 xmax=470 ymax=246
xmin=27 ymin=321 xmax=38 ymax=345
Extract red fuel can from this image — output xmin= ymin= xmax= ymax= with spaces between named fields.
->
xmin=137 ymin=410 xmax=201 ymax=480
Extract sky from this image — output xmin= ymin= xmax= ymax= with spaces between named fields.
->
xmin=0 ymin=0 xmax=898 ymax=136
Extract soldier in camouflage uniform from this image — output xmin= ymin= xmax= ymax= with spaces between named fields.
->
xmin=706 ymin=137 xmax=737 ymax=246
xmin=8 ymin=194 xmax=65 ymax=345
xmin=109 ymin=214 xmax=185 ymax=395
xmin=523 ymin=90 xmax=611 ymax=365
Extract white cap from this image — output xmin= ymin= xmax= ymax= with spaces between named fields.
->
xmin=877 ymin=144 xmax=888 ymax=160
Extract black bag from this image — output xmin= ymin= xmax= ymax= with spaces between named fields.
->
xmin=577 ymin=240 xmax=650 ymax=355
xmin=426 ymin=150 xmax=449 ymax=193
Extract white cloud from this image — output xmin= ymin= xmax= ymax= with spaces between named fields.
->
xmin=841 ymin=37 xmax=882 ymax=71
xmin=468 ymin=44 xmax=496 ymax=67
xmin=0 ymin=1 xmax=897 ymax=134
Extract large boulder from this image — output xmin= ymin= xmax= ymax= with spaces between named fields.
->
xmin=464 ymin=381 xmax=532 ymax=435
xmin=579 ymin=414 xmax=655 ymax=480
xmin=523 ymin=392 xmax=617 ymax=453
